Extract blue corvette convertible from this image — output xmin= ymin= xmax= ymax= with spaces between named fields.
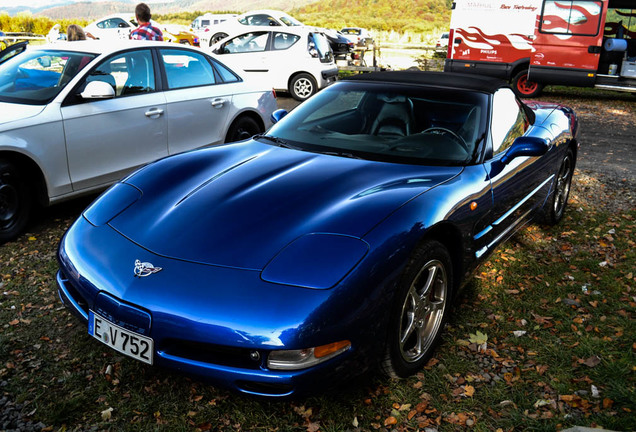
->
xmin=57 ymin=71 xmax=578 ymax=397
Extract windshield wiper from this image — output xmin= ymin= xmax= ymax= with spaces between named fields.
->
xmin=321 ymin=151 xmax=364 ymax=160
xmin=253 ymin=134 xmax=300 ymax=150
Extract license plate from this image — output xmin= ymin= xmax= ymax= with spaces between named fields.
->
xmin=88 ymin=310 xmax=154 ymax=365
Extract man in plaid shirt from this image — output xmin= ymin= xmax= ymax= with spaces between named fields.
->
xmin=130 ymin=3 xmax=163 ymax=41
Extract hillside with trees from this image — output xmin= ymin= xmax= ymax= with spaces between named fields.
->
xmin=294 ymin=0 xmax=452 ymax=34
xmin=1 ymin=0 xmax=452 ymax=39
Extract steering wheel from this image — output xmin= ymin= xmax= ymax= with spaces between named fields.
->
xmin=421 ymin=127 xmax=468 ymax=151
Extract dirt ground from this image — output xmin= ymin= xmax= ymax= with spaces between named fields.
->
xmin=536 ymin=88 xmax=635 ymax=182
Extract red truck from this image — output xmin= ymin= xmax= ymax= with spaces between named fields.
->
xmin=445 ymin=0 xmax=636 ymax=97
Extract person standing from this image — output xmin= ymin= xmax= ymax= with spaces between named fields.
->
xmin=130 ymin=3 xmax=163 ymax=41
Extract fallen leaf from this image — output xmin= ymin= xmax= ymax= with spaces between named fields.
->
xmin=583 ymin=355 xmax=601 ymax=367
xmin=101 ymin=407 xmax=113 ymax=421
xmin=384 ymin=416 xmax=397 ymax=426
xmin=306 ymin=421 xmax=320 ymax=432
xmin=468 ymin=331 xmax=488 ymax=345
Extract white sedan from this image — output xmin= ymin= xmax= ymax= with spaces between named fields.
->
xmin=203 ymin=9 xmax=305 ymax=46
xmin=0 ymin=40 xmax=277 ymax=242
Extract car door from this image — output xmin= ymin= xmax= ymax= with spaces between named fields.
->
xmin=214 ymin=31 xmax=271 ymax=82
xmin=476 ymin=88 xmax=554 ymax=257
xmin=0 ymin=41 xmax=28 ymax=65
xmin=264 ymin=31 xmax=303 ymax=88
xmin=61 ymin=48 xmax=168 ymax=191
xmin=159 ymin=48 xmax=236 ymax=154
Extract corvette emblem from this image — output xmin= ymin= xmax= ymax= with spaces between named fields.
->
xmin=134 ymin=259 xmax=162 ymax=278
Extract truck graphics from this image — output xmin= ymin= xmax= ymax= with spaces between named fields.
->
xmin=445 ymin=0 xmax=636 ymax=97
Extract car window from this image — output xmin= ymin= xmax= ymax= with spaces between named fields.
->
xmin=279 ymin=16 xmax=303 ymax=26
xmin=540 ymin=0 xmax=602 ymax=36
xmin=160 ymin=49 xmax=216 ymax=89
xmin=266 ymin=81 xmax=488 ymax=166
xmin=304 ymin=90 xmax=365 ymax=122
xmin=491 ymin=88 xmax=528 ymax=155
xmin=212 ymin=59 xmax=241 ymax=83
xmin=309 ymin=33 xmax=333 ymax=63
xmin=98 ymin=18 xmax=131 ymax=29
xmin=272 ymin=32 xmax=300 ymax=50
xmin=0 ymin=49 xmax=96 ymax=105
xmin=87 ymin=49 xmax=155 ymax=97
xmin=221 ymin=32 xmax=269 ymax=53
xmin=240 ymin=14 xmax=280 ymax=26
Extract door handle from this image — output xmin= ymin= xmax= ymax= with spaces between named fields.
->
xmin=211 ymin=98 xmax=226 ymax=108
xmin=145 ymin=108 xmax=164 ymax=118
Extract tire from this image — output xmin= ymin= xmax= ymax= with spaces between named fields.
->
xmin=209 ymin=32 xmax=228 ymax=46
xmin=542 ymin=148 xmax=574 ymax=225
xmin=511 ymin=70 xmax=544 ymax=98
xmin=382 ymin=240 xmax=453 ymax=378
xmin=289 ymin=73 xmax=317 ymax=101
xmin=225 ymin=116 xmax=262 ymax=143
xmin=0 ymin=160 xmax=31 ymax=244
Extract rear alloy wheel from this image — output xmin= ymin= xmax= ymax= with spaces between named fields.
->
xmin=382 ymin=241 xmax=452 ymax=378
xmin=290 ymin=73 xmax=317 ymax=101
xmin=543 ymin=148 xmax=574 ymax=225
xmin=225 ymin=116 xmax=262 ymax=143
xmin=511 ymin=70 xmax=544 ymax=98
xmin=0 ymin=160 xmax=31 ymax=244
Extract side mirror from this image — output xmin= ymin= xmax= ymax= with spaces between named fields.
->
xmin=500 ymin=136 xmax=549 ymax=164
xmin=80 ymin=80 xmax=115 ymax=99
xmin=271 ymin=109 xmax=288 ymax=124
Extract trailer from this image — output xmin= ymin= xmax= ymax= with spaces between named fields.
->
xmin=445 ymin=0 xmax=636 ymax=97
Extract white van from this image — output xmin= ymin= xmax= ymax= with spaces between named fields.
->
xmin=192 ymin=13 xmax=238 ymax=46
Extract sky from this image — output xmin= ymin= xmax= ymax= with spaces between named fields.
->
xmin=1 ymin=0 xmax=170 ymax=7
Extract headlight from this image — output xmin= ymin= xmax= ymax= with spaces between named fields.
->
xmin=83 ymin=182 xmax=141 ymax=226
xmin=268 ymin=340 xmax=351 ymax=370
xmin=261 ymin=233 xmax=368 ymax=289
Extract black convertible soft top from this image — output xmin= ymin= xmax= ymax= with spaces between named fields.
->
xmin=345 ymin=71 xmax=508 ymax=94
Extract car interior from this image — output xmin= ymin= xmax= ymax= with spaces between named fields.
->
xmin=290 ymin=92 xmax=484 ymax=163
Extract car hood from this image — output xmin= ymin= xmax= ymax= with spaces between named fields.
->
xmin=110 ymin=140 xmax=461 ymax=269
xmin=0 ymin=102 xmax=45 ymax=126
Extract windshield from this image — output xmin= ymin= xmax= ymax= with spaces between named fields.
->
xmin=279 ymin=15 xmax=303 ymax=26
xmin=265 ymin=81 xmax=488 ymax=166
xmin=0 ymin=49 xmax=97 ymax=105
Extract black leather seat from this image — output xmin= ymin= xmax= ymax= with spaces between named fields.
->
xmin=371 ymin=95 xmax=415 ymax=137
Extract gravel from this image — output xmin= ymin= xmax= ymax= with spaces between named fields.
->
xmin=0 ymin=390 xmax=46 ymax=432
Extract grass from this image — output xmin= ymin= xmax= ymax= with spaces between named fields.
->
xmin=1 ymin=172 xmax=633 ymax=431
xmin=1 ymin=100 xmax=635 ymax=430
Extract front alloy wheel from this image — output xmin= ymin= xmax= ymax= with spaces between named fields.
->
xmin=398 ymin=259 xmax=448 ymax=364
xmin=383 ymin=241 xmax=452 ymax=378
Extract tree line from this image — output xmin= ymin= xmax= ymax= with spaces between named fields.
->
xmin=0 ymin=0 xmax=453 ymax=36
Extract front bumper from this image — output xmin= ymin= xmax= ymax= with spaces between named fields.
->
xmin=56 ymin=217 xmax=371 ymax=397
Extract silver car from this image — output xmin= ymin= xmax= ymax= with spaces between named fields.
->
xmin=0 ymin=40 xmax=277 ymax=242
